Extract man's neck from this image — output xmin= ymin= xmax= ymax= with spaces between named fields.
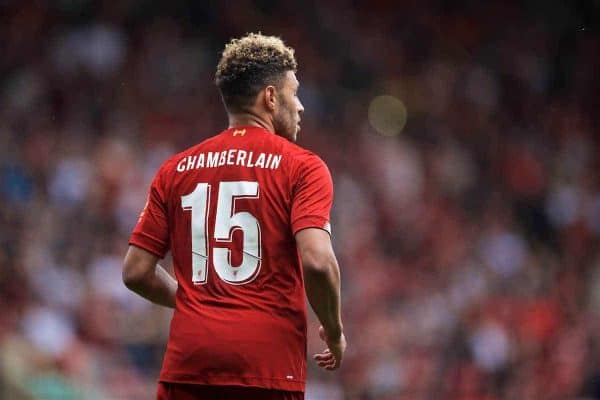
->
xmin=228 ymin=112 xmax=274 ymax=133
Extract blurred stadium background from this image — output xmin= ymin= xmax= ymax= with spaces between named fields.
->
xmin=1 ymin=1 xmax=599 ymax=399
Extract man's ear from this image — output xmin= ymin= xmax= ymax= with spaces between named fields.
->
xmin=264 ymin=85 xmax=277 ymax=111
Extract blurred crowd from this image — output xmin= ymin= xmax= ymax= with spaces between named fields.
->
xmin=1 ymin=1 xmax=599 ymax=399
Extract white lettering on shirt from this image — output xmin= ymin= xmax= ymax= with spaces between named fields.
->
xmin=254 ymin=153 xmax=265 ymax=168
xmin=186 ymin=156 xmax=197 ymax=171
xmin=196 ymin=153 xmax=205 ymax=168
xmin=236 ymin=150 xmax=247 ymax=166
xmin=176 ymin=150 xmax=283 ymax=172
xmin=207 ymin=152 xmax=219 ymax=167
xmin=227 ymin=149 xmax=236 ymax=165
xmin=176 ymin=158 xmax=186 ymax=172
xmin=270 ymin=155 xmax=282 ymax=169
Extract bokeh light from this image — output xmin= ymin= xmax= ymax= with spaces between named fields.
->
xmin=368 ymin=95 xmax=407 ymax=136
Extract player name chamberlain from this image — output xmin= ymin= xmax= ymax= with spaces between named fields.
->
xmin=176 ymin=150 xmax=282 ymax=172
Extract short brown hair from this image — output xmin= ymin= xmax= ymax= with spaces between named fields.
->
xmin=215 ymin=33 xmax=297 ymax=112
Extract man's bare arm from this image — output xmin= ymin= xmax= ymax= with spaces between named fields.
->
xmin=122 ymin=245 xmax=177 ymax=308
xmin=296 ymin=228 xmax=345 ymax=370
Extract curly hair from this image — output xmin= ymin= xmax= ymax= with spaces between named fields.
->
xmin=215 ymin=33 xmax=297 ymax=112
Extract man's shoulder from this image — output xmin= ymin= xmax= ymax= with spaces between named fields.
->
xmin=277 ymin=138 xmax=325 ymax=166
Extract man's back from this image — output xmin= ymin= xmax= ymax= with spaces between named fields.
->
xmin=129 ymin=126 xmax=333 ymax=391
xmin=124 ymin=33 xmax=345 ymax=400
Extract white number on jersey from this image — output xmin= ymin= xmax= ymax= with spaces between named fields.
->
xmin=181 ymin=181 xmax=261 ymax=285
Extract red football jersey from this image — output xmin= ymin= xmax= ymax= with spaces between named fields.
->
xmin=129 ymin=126 xmax=333 ymax=392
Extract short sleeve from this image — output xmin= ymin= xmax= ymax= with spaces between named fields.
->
xmin=129 ymin=169 xmax=170 ymax=258
xmin=290 ymin=154 xmax=333 ymax=236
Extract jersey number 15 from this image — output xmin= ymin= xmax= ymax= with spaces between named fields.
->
xmin=181 ymin=181 xmax=261 ymax=285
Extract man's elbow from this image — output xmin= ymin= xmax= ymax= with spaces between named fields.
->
xmin=122 ymin=246 xmax=159 ymax=291
xmin=122 ymin=257 xmax=151 ymax=290
xmin=123 ymin=262 xmax=141 ymax=289
xmin=301 ymin=250 xmax=337 ymax=277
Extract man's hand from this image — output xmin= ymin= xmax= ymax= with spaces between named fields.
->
xmin=313 ymin=326 xmax=346 ymax=370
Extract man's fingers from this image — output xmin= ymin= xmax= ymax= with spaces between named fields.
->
xmin=315 ymin=327 xmax=346 ymax=371
xmin=318 ymin=360 xmax=336 ymax=369
xmin=313 ymin=349 xmax=339 ymax=370
xmin=316 ymin=356 xmax=335 ymax=364
xmin=313 ymin=353 xmax=334 ymax=361
xmin=320 ymin=357 xmax=339 ymax=370
xmin=313 ymin=349 xmax=331 ymax=359
xmin=316 ymin=357 xmax=337 ymax=369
